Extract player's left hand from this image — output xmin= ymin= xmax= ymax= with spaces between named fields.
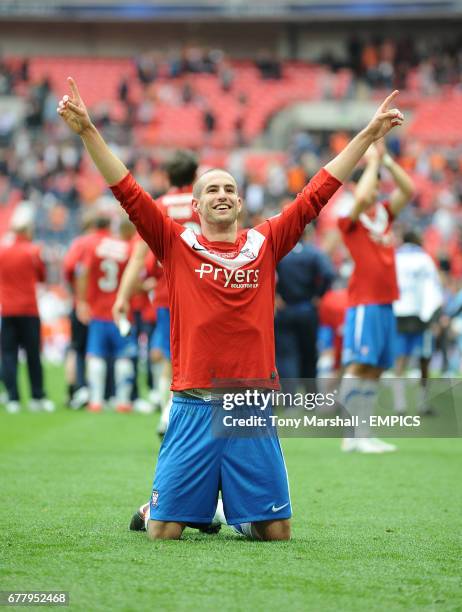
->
xmin=365 ymin=91 xmax=403 ymax=141
xmin=112 ymin=295 xmax=129 ymax=325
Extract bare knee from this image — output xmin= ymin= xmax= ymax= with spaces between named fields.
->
xmin=150 ymin=349 xmax=164 ymax=364
xmin=147 ymin=520 xmax=185 ymax=540
xmin=253 ymin=519 xmax=291 ymax=541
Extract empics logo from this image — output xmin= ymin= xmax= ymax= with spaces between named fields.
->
xmin=194 ymin=263 xmax=259 ymax=288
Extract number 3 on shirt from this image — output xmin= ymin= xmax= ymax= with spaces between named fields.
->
xmin=98 ymin=258 xmax=119 ymax=292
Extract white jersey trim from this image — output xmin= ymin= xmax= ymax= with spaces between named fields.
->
xmin=354 ymin=305 xmax=365 ymax=351
xmin=359 ymin=204 xmax=389 ymax=235
xmin=180 ymin=227 xmax=266 ymax=270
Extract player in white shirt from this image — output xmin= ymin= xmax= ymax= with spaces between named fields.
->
xmin=393 ymin=230 xmax=443 ymax=414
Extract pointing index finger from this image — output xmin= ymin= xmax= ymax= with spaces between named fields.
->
xmin=380 ymin=89 xmax=399 ymax=112
xmin=67 ymin=76 xmax=82 ymax=102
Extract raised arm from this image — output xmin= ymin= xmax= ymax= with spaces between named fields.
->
xmin=58 ymin=77 xmax=172 ymax=262
xmin=348 ymin=144 xmax=381 ymax=222
xmin=380 ymin=146 xmax=414 ymax=216
xmin=57 ymin=77 xmax=128 ymax=186
xmin=325 ymin=90 xmax=403 ymax=183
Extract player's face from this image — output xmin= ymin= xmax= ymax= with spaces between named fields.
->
xmin=194 ymin=171 xmax=241 ymax=226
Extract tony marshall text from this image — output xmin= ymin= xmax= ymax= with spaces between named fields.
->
xmin=223 ymin=415 xmax=421 ymax=428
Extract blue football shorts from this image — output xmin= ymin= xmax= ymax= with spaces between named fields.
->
xmin=318 ymin=325 xmax=334 ymax=352
xmin=150 ymin=307 xmax=171 ymax=359
xmin=395 ymin=328 xmax=433 ymax=360
xmin=342 ymin=303 xmax=397 ymax=369
xmin=86 ymin=320 xmax=137 ymax=359
xmin=149 ymin=396 xmax=292 ymax=525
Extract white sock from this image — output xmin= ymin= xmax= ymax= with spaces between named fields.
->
xmin=392 ymin=375 xmax=407 ymax=413
xmin=339 ymin=374 xmax=362 ymax=439
xmin=338 ymin=373 xmax=361 ymax=406
xmin=160 ymin=393 xmax=173 ymax=428
xmin=419 ymin=381 xmax=430 ymax=410
xmin=231 ymin=522 xmax=262 ymax=540
xmin=115 ymin=358 xmax=134 ymax=406
xmin=159 ymin=369 xmax=171 ymax=410
xmin=151 ymin=361 xmax=163 ymax=393
xmin=359 ymin=379 xmax=378 ymax=438
xmin=87 ymin=356 xmax=107 ymax=406
xmin=213 ymin=499 xmax=227 ymax=525
xmin=143 ymin=503 xmax=150 ymax=529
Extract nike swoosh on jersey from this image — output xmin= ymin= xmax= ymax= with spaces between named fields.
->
xmin=271 ymin=502 xmax=289 ymax=512
xmin=192 ymin=244 xmax=206 ymax=252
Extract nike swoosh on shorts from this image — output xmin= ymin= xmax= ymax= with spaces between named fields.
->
xmin=271 ymin=503 xmax=289 ymax=512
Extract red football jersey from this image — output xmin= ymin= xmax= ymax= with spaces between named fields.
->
xmin=156 ymin=186 xmax=200 ymax=233
xmin=0 ymin=234 xmax=45 ymax=316
xmin=128 ymin=235 xmax=151 ymax=314
xmin=151 ymin=265 xmax=168 ymax=310
xmin=140 ymin=250 xmax=160 ymax=324
xmin=81 ymin=229 xmax=132 ymax=321
xmin=154 ymin=186 xmax=198 ymax=310
xmin=145 ymin=250 xmax=164 ymax=282
xmin=338 ymin=202 xmax=399 ymax=307
xmin=319 ymin=288 xmax=349 ymax=369
xmin=111 ymin=168 xmax=341 ymax=390
xmin=63 ymin=232 xmax=96 ymax=306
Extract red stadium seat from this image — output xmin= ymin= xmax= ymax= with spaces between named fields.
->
xmin=6 ymin=55 xmax=461 ymax=149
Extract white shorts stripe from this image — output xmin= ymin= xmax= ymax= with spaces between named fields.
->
xmin=354 ymin=305 xmax=365 ymax=351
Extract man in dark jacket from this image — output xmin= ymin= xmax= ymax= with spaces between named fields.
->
xmin=275 ymin=228 xmax=335 ymax=394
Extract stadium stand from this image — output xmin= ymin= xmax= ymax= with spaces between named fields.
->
xmin=0 ymin=28 xmax=461 ymax=368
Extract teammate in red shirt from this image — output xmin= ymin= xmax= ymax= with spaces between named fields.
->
xmin=0 ymin=205 xmax=54 ymax=413
xmin=337 ymin=141 xmax=414 ymax=453
xmin=113 ymin=150 xmax=199 ymax=433
xmin=77 ymin=213 xmax=136 ymax=412
xmin=127 ymin=248 xmax=156 ymax=414
xmin=62 ymin=211 xmax=96 ymax=408
xmin=59 ymin=77 xmax=404 ymax=541
xmin=318 ymin=287 xmax=349 ymax=376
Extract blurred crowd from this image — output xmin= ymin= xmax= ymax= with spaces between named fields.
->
xmin=0 ymin=38 xmax=462 ymax=376
xmin=330 ymin=35 xmax=462 ymax=91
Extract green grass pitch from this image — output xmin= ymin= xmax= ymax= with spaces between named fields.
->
xmin=1 ymin=365 xmax=461 ymax=611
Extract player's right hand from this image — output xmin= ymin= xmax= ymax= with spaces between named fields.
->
xmin=112 ymin=296 xmax=129 ymax=325
xmin=57 ymin=77 xmax=92 ymax=135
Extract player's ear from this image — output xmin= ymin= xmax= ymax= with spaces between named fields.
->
xmin=237 ymin=197 xmax=243 ymax=214
xmin=192 ymin=198 xmax=200 ymax=214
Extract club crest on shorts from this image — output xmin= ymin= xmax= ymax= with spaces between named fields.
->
xmin=151 ymin=490 xmax=159 ymax=507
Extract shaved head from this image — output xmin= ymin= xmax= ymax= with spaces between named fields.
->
xmin=191 ymin=167 xmax=242 ymax=236
xmin=192 ymin=168 xmax=238 ymax=200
